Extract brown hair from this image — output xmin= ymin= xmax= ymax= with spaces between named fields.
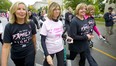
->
xmin=86 ymin=5 xmax=95 ymax=14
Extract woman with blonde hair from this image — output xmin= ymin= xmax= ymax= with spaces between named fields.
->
xmin=68 ymin=3 xmax=98 ymax=66
xmin=39 ymin=9 xmax=47 ymax=27
xmin=40 ymin=2 xmax=73 ymax=66
xmin=1 ymin=1 xmax=36 ymax=66
xmin=84 ymin=5 xmax=103 ymax=48
xmin=40 ymin=2 xmax=64 ymax=66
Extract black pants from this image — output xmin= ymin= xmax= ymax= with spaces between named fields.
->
xmin=69 ymin=49 xmax=98 ymax=66
xmin=0 ymin=34 xmax=3 ymax=45
xmin=43 ymin=50 xmax=64 ymax=66
xmin=12 ymin=51 xmax=35 ymax=66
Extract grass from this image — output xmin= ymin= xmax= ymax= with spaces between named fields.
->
xmin=95 ymin=18 xmax=116 ymax=28
xmin=95 ymin=17 xmax=105 ymax=22
xmin=95 ymin=17 xmax=105 ymax=26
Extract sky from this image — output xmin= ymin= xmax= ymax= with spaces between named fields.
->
xmin=10 ymin=0 xmax=42 ymax=5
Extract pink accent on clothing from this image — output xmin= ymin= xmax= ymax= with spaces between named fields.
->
xmin=93 ymin=26 xmax=100 ymax=36
xmin=40 ymin=18 xmax=64 ymax=54
xmin=84 ymin=15 xmax=89 ymax=20
xmin=84 ymin=14 xmax=101 ymax=36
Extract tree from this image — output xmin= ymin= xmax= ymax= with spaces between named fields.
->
xmin=63 ymin=0 xmax=106 ymax=14
xmin=28 ymin=5 xmax=38 ymax=13
xmin=106 ymin=0 xmax=116 ymax=4
xmin=64 ymin=0 xmax=98 ymax=14
xmin=0 ymin=0 xmax=12 ymax=12
xmin=98 ymin=0 xmax=116 ymax=13
xmin=64 ymin=0 xmax=89 ymax=10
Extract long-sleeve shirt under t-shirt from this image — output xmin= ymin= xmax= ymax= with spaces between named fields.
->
xmin=40 ymin=18 xmax=64 ymax=55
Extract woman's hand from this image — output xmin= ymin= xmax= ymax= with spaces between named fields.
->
xmin=66 ymin=36 xmax=73 ymax=44
xmin=46 ymin=55 xmax=54 ymax=66
xmin=99 ymin=35 xmax=103 ymax=39
xmin=87 ymin=34 xmax=94 ymax=40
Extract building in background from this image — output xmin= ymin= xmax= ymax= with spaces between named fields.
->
xmin=104 ymin=0 xmax=116 ymax=13
xmin=33 ymin=1 xmax=48 ymax=10
xmin=33 ymin=0 xmax=63 ymax=10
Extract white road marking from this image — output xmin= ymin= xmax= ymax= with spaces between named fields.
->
xmin=35 ymin=63 xmax=43 ymax=66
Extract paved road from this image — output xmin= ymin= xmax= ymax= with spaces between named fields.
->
xmin=0 ymin=17 xmax=116 ymax=66
xmin=66 ymin=24 xmax=116 ymax=66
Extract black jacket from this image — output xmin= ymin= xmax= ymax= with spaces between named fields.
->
xmin=103 ymin=12 xmax=114 ymax=26
xmin=69 ymin=16 xmax=89 ymax=53
xmin=65 ymin=12 xmax=74 ymax=25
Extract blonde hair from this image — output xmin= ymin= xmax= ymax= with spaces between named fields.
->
xmin=75 ymin=3 xmax=87 ymax=15
xmin=67 ymin=6 xmax=73 ymax=13
xmin=41 ymin=9 xmax=46 ymax=15
xmin=86 ymin=5 xmax=95 ymax=14
xmin=47 ymin=2 xmax=61 ymax=20
xmin=9 ymin=1 xmax=29 ymax=24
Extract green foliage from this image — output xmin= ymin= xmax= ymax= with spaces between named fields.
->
xmin=64 ymin=0 xmax=90 ymax=10
xmin=98 ymin=3 xmax=105 ymax=12
xmin=28 ymin=5 xmax=38 ymax=13
xmin=106 ymin=0 xmax=116 ymax=3
xmin=38 ymin=6 xmax=48 ymax=13
xmin=109 ymin=0 xmax=116 ymax=4
xmin=63 ymin=0 xmax=106 ymax=15
xmin=0 ymin=0 xmax=12 ymax=12
xmin=95 ymin=18 xmax=105 ymax=22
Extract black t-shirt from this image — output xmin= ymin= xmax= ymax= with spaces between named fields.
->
xmin=86 ymin=17 xmax=96 ymax=34
xmin=3 ymin=21 xmax=36 ymax=59
xmin=69 ymin=16 xmax=89 ymax=52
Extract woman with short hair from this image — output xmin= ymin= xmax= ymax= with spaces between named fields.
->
xmin=84 ymin=5 xmax=103 ymax=48
xmin=68 ymin=3 xmax=98 ymax=66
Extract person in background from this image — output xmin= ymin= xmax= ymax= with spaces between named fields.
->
xmin=65 ymin=6 xmax=74 ymax=33
xmin=28 ymin=10 xmax=40 ymax=30
xmin=103 ymin=7 xmax=114 ymax=35
xmin=6 ymin=11 xmax=9 ymax=21
xmin=40 ymin=2 xmax=73 ymax=66
xmin=39 ymin=9 xmax=47 ymax=27
xmin=1 ymin=1 xmax=37 ymax=66
xmin=0 ymin=20 xmax=3 ymax=45
xmin=84 ymin=5 xmax=103 ymax=47
xmin=67 ymin=3 xmax=98 ymax=66
xmin=112 ymin=11 xmax=116 ymax=24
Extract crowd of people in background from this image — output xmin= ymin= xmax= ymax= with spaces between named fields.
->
xmin=0 ymin=20 xmax=3 ymax=45
xmin=0 ymin=1 xmax=116 ymax=66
